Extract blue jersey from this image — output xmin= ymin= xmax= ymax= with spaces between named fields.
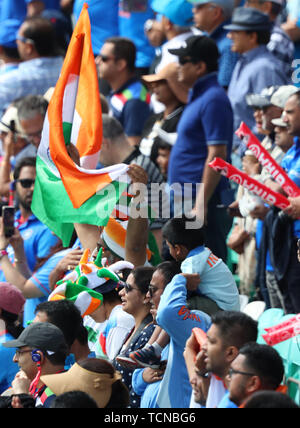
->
xmin=74 ymin=0 xmax=119 ymax=55
xmin=1 ymin=0 xmax=60 ymax=21
xmin=0 ymin=212 xmax=58 ymax=326
xmin=181 ymin=246 xmax=240 ymax=311
xmin=281 ymin=138 xmax=300 ymax=238
xmin=156 ymin=275 xmax=211 ymax=408
xmin=0 ymin=330 xmax=19 ymax=394
xmin=118 ymin=0 xmax=155 ymax=68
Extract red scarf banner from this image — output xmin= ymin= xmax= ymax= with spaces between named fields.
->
xmin=262 ymin=314 xmax=300 ymax=346
xmin=236 ymin=122 xmax=300 ymax=198
xmin=209 ymin=157 xmax=291 ymax=210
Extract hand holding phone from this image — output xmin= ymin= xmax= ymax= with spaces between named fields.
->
xmin=2 ymin=206 xmax=15 ymax=238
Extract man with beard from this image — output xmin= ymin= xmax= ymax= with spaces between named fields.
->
xmin=0 ymin=157 xmax=58 ymax=325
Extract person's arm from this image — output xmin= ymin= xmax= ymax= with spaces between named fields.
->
xmin=0 ymin=131 xmax=15 ymax=197
xmin=156 ymin=274 xmax=210 ymax=348
xmin=48 ymin=248 xmax=83 ymax=291
xmin=74 ymin=223 xmax=101 ymax=253
xmin=0 ymin=220 xmax=47 ymax=299
xmin=125 ymin=164 xmax=149 ymax=266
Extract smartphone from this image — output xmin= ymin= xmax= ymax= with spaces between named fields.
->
xmin=2 ymin=206 xmax=15 ymax=238
xmin=10 ymin=120 xmax=15 ymax=133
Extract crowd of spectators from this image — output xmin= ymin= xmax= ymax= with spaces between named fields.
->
xmin=0 ymin=0 xmax=299 ymax=410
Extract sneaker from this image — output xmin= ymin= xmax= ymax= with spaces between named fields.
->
xmin=129 ymin=346 xmax=161 ymax=369
xmin=115 ymin=355 xmax=139 ymax=370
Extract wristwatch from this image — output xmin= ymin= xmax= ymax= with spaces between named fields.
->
xmin=0 ymin=249 xmax=8 ymax=260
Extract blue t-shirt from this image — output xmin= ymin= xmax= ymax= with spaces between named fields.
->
xmin=0 ymin=330 xmax=19 ymax=394
xmin=74 ymin=0 xmax=119 ymax=55
xmin=25 ymin=239 xmax=81 ymax=325
xmin=209 ymin=23 xmax=238 ymax=88
xmin=168 ymin=72 xmax=233 ymax=197
xmin=109 ymin=77 xmax=151 ymax=137
xmin=281 ymin=138 xmax=300 ymax=238
xmin=118 ymin=0 xmax=155 ymax=68
xmin=181 ymin=246 xmax=240 ymax=311
xmin=0 ymin=212 xmax=59 ymax=326
xmin=1 ymin=0 xmax=60 ymax=21
xmin=156 ymin=275 xmax=211 ymax=408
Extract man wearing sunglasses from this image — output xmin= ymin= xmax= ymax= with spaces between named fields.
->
xmin=96 ymin=37 xmax=151 ymax=147
xmin=0 ymin=157 xmax=58 ymax=326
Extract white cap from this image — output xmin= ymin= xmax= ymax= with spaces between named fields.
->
xmin=0 ymin=106 xmax=25 ymax=137
xmin=271 ymin=85 xmax=299 ymax=108
xmin=271 ymin=112 xmax=287 ymax=128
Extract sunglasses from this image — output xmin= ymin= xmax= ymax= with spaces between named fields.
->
xmin=15 ymin=179 xmax=35 ymax=189
xmin=124 ymin=283 xmax=140 ymax=294
xmin=148 ymin=285 xmax=159 ymax=298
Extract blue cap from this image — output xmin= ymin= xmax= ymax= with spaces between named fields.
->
xmin=151 ymin=0 xmax=194 ymax=27
xmin=224 ymin=7 xmax=272 ymax=32
xmin=0 ymin=19 xmax=22 ymax=49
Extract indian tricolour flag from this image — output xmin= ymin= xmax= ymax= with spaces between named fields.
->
xmin=31 ymin=4 xmax=129 ymax=246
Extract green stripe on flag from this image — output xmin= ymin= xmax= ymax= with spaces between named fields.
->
xmin=32 ymin=157 xmax=128 ymax=247
xmin=63 ymin=122 xmax=72 ymax=146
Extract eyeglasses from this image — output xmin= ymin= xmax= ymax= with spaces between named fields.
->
xmin=98 ymin=54 xmax=116 ymax=63
xmin=148 ymin=285 xmax=159 ymax=298
xmin=124 ymin=283 xmax=140 ymax=294
xmin=228 ymin=368 xmax=256 ymax=378
xmin=15 ymin=179 xmax=35 ymax=189
xmin=15 ymin=349 xmax=33 ymax=358
xmin=16 ymin=35 xmax=35 ymax=45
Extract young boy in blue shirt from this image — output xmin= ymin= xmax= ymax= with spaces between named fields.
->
xmin=126 ymin=216 xmax=240 ymax=369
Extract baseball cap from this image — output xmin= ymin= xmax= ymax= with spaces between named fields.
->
xmin=0 ymin=19 xmax=21 ymax=49
xmin=272 ymin=112 xmax=287 ymax=128
xmin=270 ymin=85 xmax=300 ymax=109
xmin=3 ymin=322 xmax=68 ymax=354
xmin=224 ymin=7 xmax=272 ymax=32
xmin=0 ymin=282 xmax=25 ymax=315
xmin=187 ymin=0 xmax=235 ymax=19
xmin=246 ymin=86 xmax=281 ymax=109
xmin=142 ymin=62 xmax=189 ymax=104
xmin=168 ymin=35 xmax=219 ymax=63
xmin=0 ymin=106 xmax=26 ymax=137
xmin=151 ymin=0 xmax=194 ymax=27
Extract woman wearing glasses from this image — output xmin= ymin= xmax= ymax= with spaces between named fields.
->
xmin=114 ymin=266 xmax=155 ymax=408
